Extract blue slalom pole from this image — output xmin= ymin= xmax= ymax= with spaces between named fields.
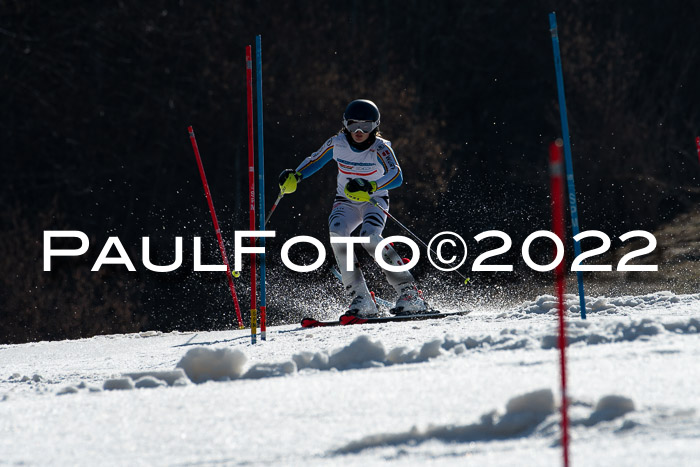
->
xmin=549 ymin=12 xmax=587 ymax=320
xmin=255 ymin=35 xmax=268 ymax=339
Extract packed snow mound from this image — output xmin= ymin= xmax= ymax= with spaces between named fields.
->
xmin=172 ymin=338 xmax=387 ymax=383
xmin=443 ymin=315 xmax=697 ymax=353
xmin=176 ymin=347 xmax=248 ymax=383
xmin=540 ymin=316 xmax=700 ymax=349
xmin=175 ymin=346 xmax=297 ymax=383
xmin=293 ymin=335 xmax=385 ymax=370
xmin=122 ymin=370 xmax=189 ymax=386
xmin=293 ymin=335 xmax=446 ymax=370
xmin=577 ymin=395 xmax=635 ymax=427
xmin=334 ymin=389 xmax=640 ymax=455
xmin=57 ymin=370 xmax=190 ymax=394
xmin=243 ymin=361 xmax=297 ymax=379
xmin=503 ymin=291 xmax=698 ymax=318
xmin=103 ymin=377 xmax=135 ymax=391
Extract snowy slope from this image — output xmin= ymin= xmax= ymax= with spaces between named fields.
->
xmin=1 ymin=291 xmax=699 ymax=466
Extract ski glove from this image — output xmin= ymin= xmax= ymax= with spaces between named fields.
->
xmin=279 ymin=169 xmax=302 ymax=194
xmin=344 ymin=178 xmax=377 ymax=203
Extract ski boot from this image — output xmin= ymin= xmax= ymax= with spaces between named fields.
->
xmin=391 ymin=283 xmax=429 ymax=316
xmin=344 ymin=293 xmax=379 ymax=318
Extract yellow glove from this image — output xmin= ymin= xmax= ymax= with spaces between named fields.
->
xmin=279 ymin=169 xmax=302 ymax=194
xmin=344 ymin=178 xmax=377 ymax=203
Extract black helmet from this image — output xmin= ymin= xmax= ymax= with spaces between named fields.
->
xmin=343 ymin=99 xmax=380 ymax=133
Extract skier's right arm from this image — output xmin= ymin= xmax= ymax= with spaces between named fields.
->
xmin=295 ymin=138 xmax=335 ymax=180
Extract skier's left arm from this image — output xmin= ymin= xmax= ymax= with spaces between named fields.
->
xmin=373 ymin=143 xmax=403 ymax=191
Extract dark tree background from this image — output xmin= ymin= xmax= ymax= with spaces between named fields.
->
xmin=2 ymin=0 xmax=699 ymax=343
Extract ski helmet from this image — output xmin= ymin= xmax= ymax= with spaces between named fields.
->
xmin=343 ymin=99 xmax=380 ymax=133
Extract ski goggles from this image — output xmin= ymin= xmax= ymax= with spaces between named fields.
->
xmin=344 ymin=119 xmax=378 ymax=134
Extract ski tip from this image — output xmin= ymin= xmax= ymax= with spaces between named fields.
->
xmin=300 ymin=318 xmax=319 ymax=328
xmin=300 ymin=317 xmax=342 ymax=328
xmin=339 ymin=315 xmax=369 ymax=325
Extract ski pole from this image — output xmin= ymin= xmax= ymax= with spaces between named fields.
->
xmin=264 ymin=192 xmax=284 ymax=226
xmin=367 ymin=198 xmax=470 ymax=284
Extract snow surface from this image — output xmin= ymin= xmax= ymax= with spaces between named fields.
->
xmin=1 ymin=291 xmax=699 ymax=466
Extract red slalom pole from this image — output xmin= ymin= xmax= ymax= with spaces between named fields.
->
xmin=187 ymin=126 xmax=244 ymax=329
xmin=246 ymin=45 xmax=258 ymax=345
xmin=696 ymin=136 xmax=699 ymax=164
xmin=255 ymin=35 xmax=267 ymax=341
xmin=550 ymin=139 xmax=570 ymax=467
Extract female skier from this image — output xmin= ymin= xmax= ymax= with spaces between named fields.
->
xmin=278 ymin=99 xmax=429 ymax=318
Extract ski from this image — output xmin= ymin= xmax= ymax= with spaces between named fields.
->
xmin=300 ymin=310 xmax=471 ymax=328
